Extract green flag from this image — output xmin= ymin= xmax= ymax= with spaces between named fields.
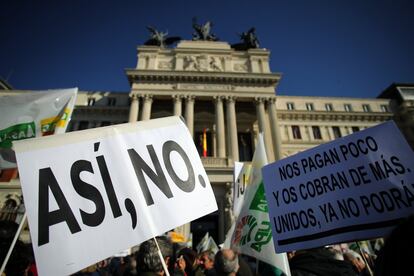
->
xmin=230 ymin=133 xmax=291 ymax=275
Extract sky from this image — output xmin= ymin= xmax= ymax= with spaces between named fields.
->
xmin=1 ymin=0 xmax=413 ymax=98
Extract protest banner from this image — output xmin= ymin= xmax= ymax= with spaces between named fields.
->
xmin=230 ymin=134 xmax=291 ymax=275
xmin=233 ymin=161 xmax=252 ymax=219
xmin=13 ymin=116 xmax=218 ymax=276
xmin=263 ymin=121 xmax=414 ymax=253
xmin=0 ymin=88 xmax=77 ymax=169
xmin=196 ymin=232 xmax=219 ymax=254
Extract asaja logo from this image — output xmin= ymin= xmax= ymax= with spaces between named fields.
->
xmin=41 ymin=108 xmax=71 ymax=136
xmin=0 ymin=122 xmax=36 ymax=148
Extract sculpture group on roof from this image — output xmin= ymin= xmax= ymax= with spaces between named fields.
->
xmin=191 ymin=17 xmax=218 ymax=41
xmin=143 ymin=18 xmax=260 ymax=50
xmin=144 ymin=26 xmax=181 ymax=47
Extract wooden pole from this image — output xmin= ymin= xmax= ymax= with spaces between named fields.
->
xmin=153 ymin=237 xmax=170 ymax=276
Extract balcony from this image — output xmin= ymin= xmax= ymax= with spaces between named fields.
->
xmin=200 ymin=157 xmax=231 ymax=168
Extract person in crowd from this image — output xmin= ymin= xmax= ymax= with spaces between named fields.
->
xmin=175 ymin=247 xmax=203 ymax=276
xmin=198 ymin=250 xmax=216 ymax=276
xmin=123 ymin=255 xmax=138 ymax=276
xmin=214 ymin=249 xmax=239 ymax=276
xmin=343 ymin=251 xmax=370 ymax=276
xmin=136 ymin=236 xmax=173 ymax=276
xmin=374 ymin=216 xmax=414 ymax=276
xmin=289 ymin=247 xmax=357 ymax=276
xmin=214 ymin=249 xmax=253 ymax=276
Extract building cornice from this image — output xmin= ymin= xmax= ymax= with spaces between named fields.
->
xmin=125 ymin=69 xmax=281 ymax=86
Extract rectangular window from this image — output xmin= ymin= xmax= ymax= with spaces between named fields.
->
xmin=380 ymin=105 xmax=389 ymax=112
xmin=292 ymin=125 xmax=302 ymax=139
xmin=238 ymin=133 xmax=253 ymax=161
xmin=87 ymin=98 xmax=95 ymax=106
xmin=108 ymin=97 xmax=117 ymax=106
xmin=352 ymin=126 xmax=360 ymax=133
xmin=306 ymin=103 xmax=314 ymax=111
xmin=362 ymin=104 xmax=371 ymax=112
xmin=312 ymin=126 xmax=322 ymax=139
xmin=332 ymin=126 xmax=342 ymax=138
xmin=325 ymin=103 xmax=333 ymax=111
xmin=287 ymin=102 xmax=295 ymax=110
xmin=344 ymin=104 xmax=352 ymax=112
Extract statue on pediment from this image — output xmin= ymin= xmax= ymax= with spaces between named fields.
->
xmin=144 ymin=26 xmax=181 ymax=48
xmin=231 ymin=27 xmax=260 ymax=50
xmin=192 ymin=17 xmax=218 ymax=41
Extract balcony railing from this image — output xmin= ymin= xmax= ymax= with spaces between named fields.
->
xmin=200 ymin=157 xmax=231 ymax=168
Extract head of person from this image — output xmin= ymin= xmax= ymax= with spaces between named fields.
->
xmin=177 ymin=247 xmax=198 ymax=275
xmin=343 ymin=250 xmax=366 ymax=273
xmin=199 ymin=250 xmax=215 ymax=270
xmin=214 ymin=249 xmax=239 ymax=276
xmin=136 ymin=236 xmax=172 ymax=275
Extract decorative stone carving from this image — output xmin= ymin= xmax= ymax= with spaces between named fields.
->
xmin=233 ymin=61 xmax=249 ymax=72
xmin=143 ymin=94 xmax=153 ymax=102
xmin=226 ymin=95 xmax=237 ymax=102
xmin=209 ymin=56 xmax=223 ymax=71
xmin=183 ymin=55 xmax=209 ymax=71
xmin=158 ymin=61 xmax=173 ymax=69
xmin=254 ymin=96 xmax=266 ymax=104
xmin=183 ymin=55 xmax=199 ymax=71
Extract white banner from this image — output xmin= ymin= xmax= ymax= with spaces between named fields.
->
xmin=0 ymin=88 xmax=77 ymax=169
xmin=233 ymin=162 xmax=251 ymax=219
xmin=263 ymin=121 xmax=414 ymax=253
xmin=14 ymin=116 xmax=218 ymax=276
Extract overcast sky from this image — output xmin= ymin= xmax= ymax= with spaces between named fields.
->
xmin=1 ymin=0 xmax=413 ymax=98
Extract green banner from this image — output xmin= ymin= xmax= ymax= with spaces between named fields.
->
xmin=0 ymin=122 xmax=36 ymax=148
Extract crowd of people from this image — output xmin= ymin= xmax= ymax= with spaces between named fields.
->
xmin=1 ymin=215 xmax=413 ymax=276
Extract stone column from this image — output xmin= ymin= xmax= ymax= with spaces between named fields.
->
xmin=267 ymin=98 xmax=283 ymax=161
xmin=215 ymin=96 xmax=226 ymax=158
xmin=172 ymin=94 xmax=182 ymax=116
xmin=327 ymin=126 xmax=334 ymax=140
xmin=256 ymin=97 xmax=267 ymax=133
xmin=128 ymin=94 xmax=140 ymax=122
xmin=226 ymin=96 xmax=239 ymax=162
xmin=141 ymin=94 xmax=153 ymax=121
xmin=185 ymin=95 xmax=195 ymax=137
xmin=212 ymin=125 xmax=217 ymax=157
xmin=256 ymin=97 xmax=274 ymax=159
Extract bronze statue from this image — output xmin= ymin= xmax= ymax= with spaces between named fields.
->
xmin=231 ymin=27 xmax=260 ymax=50
xmin=191 ymin=17 xmax=218 ymax=41
xmin=144 ymin=26 xmax=181 ymax=47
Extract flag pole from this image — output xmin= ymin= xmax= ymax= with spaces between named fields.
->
xmin=153 ymin=237 xmax=170 ymax=276
xmin=0 ymin=212 xmax=27 ymax=275
xmin=356 ymin=241 xmax=373 ymax=276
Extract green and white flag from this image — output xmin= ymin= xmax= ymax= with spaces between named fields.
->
xmin=0 ymin=88 xmax=77 ymax=169
xmin=230 ymin=133 xmax=290 ymax=275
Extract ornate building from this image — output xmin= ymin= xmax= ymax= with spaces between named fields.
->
xmin=65 ymin=40 xmax=397 ymax=244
